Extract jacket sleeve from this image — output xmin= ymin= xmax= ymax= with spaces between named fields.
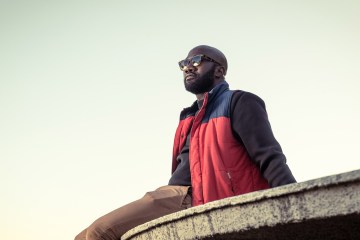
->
xmin=230 ymin=91 xmax=296 ymax=187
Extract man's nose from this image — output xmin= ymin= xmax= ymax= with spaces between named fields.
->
xmin=184 ymin=64 xmax=196 ymax=74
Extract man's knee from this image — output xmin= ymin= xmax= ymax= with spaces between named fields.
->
xmin=74 ymin=228 xmax=87 ymax=240
xmin=85 ymin=219 xmax=118 ymax=240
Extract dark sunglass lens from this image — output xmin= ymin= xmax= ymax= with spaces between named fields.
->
xmin=192 ymin=55 xmax=202 ymax=67
xmin=178 ymin=60 xmax=186 ymax=70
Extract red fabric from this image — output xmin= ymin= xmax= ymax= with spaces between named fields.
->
xmin=172 ymin=94 xmax=269 ymax=206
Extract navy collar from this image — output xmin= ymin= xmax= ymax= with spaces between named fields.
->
xmin=180 ymin=80 xmax=229 ymax=119
xmin=206 ymin=80 xmax=229 ymax=105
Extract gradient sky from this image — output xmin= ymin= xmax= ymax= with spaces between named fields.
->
xmin=1 ymin=1 xmax=359 ymax=240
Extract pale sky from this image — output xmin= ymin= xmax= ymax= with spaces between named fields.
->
xmin=1 ymin=1 xmax=359 ymax=240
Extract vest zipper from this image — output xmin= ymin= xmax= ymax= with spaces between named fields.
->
xmin=227 ymin=172 xmax=235 ymax=194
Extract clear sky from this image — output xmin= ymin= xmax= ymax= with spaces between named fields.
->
xmin=1 ymin=1 xmax=359 ymax=239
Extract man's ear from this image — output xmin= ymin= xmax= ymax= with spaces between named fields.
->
xmin=215 ymin=66 xmax=226 ymax=78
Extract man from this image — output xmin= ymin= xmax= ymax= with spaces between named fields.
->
xmin=75 ymin=45 xmax=296 ymax=240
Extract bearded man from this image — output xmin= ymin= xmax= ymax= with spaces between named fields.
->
xmin=75 ymin=45 xmax=296 ymax=240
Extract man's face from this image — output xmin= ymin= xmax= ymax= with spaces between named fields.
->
xmin=182 ymin=52 xmax=217 ymax=94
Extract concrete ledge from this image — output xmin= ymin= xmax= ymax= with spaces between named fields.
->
xmin=122 ymin=170 xmax=360 ymax=240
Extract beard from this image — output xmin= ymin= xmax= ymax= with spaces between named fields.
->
xmin=184 ymin=67 xmax=216 ymax=94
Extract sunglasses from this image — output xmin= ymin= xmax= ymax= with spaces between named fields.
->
xmin=178 ymin=54 xmax=222 ymax=71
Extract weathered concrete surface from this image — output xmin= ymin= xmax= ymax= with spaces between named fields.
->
xmin=122 ymin=170 xmax=360 ymax=240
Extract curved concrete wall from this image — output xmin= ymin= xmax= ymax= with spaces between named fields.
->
xmin=123 ymin=170 xmax=360 ymax=240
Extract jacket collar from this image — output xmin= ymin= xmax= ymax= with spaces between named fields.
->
xmin=205 ymin=80 xmax=229 ymax=105
xmin=180 ymin=80 xmax=229 ymax=119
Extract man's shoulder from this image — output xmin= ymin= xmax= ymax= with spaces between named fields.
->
xmin=231 ymin=89 xmax=264 ymax=104
xmin=229 ymin=89 xmax=267 ymax=120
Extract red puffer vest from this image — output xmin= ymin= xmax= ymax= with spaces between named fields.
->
xmin=172 ymin=82 xmax=269 ymax=206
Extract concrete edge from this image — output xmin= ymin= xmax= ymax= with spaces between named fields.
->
xmin=122 ymin=169 xmax=360 ymax=240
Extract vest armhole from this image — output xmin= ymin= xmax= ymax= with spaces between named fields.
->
xmin=230 ymin=90 xmax=245 ymax=145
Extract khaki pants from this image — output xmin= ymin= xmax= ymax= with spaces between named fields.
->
xmin=75 ymin=185 xmax=191 ymax=240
